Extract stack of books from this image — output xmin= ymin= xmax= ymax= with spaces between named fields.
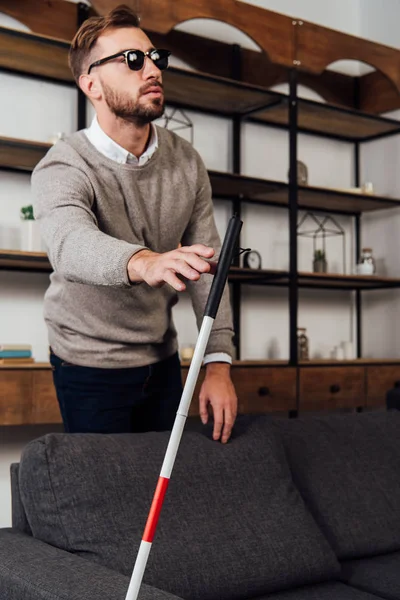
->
xmin=0 ymin=344 xmax=34 ymax=365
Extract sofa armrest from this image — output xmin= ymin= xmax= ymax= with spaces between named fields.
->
xmin=0 ymin=529 xmax=184 ymax=600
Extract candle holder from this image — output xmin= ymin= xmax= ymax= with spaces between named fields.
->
xmin=297 ymin=212 xmax=346 ymax=274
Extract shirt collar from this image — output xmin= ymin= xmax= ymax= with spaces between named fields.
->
xmin=84 ymin=115 xmax=158 ymax=166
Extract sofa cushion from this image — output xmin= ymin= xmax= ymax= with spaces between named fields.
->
xmin=18 ymin=416 xmax=339 ymax=600
xmin=254 ymin=582 xmax=382 ymax=599
xmin=341 ymin=551 xmax=400 ymax=600
xmin=10 ymin=463 xmax=31 ymax=535
xmin=274 ymin=411 xmax=400 ymax=560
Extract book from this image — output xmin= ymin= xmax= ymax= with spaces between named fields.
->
xmin=0 ymin=358 xmax=35 ymax=365
xmin=0 ymin=344 xmax=32 ymax=351
xmin=0 ymin=350 xmax=32 ymax=358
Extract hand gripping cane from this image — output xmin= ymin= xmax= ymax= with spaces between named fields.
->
xmin=125 ymin=214 xmax=243 ymax=600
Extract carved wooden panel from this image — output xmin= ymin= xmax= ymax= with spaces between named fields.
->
xmin=149 ymin=28 xmax=356 ymax=109
xmin=359 ymin=71 xmax=400 ymax=114
xmin=0 ymin=0 xmax=80 ymax=41
xmin=296 ymin=21 xmax=400 ymax=95
xmin=91 ymin=0 xmax=295 ymax=68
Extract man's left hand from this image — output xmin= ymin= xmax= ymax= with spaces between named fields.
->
xmin=199 ymin=363 xmax=238 ymax=444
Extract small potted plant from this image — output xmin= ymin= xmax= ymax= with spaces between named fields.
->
xmin=20 ymin=204 xmax=42 ymax=251
xmin=313 ymin=249 xmax=327 ymax=273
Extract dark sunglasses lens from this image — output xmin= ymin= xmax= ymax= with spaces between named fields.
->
xmin=151 ymin=50 xmax=170 ymax=71
xmin=127 ymin=51 xmax=145 ymax=71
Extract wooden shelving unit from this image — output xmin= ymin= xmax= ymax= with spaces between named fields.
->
xmin=2 ymin=7 xmax=400 ymax=421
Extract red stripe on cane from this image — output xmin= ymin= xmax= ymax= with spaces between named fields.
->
xmin=143 ymin=477 xmax=169 ymax=543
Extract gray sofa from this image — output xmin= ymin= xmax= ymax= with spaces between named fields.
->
xmin=1 ymin=410 xmax=400 ymax=600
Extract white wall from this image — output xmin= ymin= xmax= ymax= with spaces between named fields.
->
xmin=360 ymin=0 xmax=400 ymax=49
xmin=0 ymin=0 xmax=399 ymax=526
xmin=358 ymin=0 xmax=400 ymax=357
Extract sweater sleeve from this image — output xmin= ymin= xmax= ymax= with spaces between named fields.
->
xmin=31 ymin=151 xmax=146 ymax=287
xmin=181 ymin=154 xmax=235 ymax=358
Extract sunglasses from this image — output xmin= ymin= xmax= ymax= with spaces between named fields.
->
xmin=87 ymin=48 xmax=171 ymax=75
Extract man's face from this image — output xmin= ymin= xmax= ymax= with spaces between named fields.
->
xmin=90 ymin=27 xmax=165 ymax=126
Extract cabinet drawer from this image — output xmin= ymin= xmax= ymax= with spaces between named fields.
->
xmin=182 ymin=366 xmax=296 ymax=416
xmin=299 ymin=367 xmax=365 ymax=411
xmin=32 ymin=370 xmax=61 ymax=424
xmin=0 ymin=370 xmax=33 ymax=425
xmin=231 ymin=367 xmax=296 ymax=413
xmin=366 ymin=365 xmax=400 ymax=407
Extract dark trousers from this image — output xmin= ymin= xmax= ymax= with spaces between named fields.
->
xmin=50 ymin=350 xmax=183 ymax=434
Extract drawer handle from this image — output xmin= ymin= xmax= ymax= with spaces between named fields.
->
xmin=330 ymin=384 xmax=341 ymax=394
xmin=258 ymin=387 xmax=270 ymax=397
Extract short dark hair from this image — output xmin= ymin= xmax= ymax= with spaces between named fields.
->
xmin=69 ymin=4 xmax=140 ymax=83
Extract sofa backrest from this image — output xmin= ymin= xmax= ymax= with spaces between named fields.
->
xmin=17 ymin=416 xmax=339 ymax=600
xmin=275 ymin=410 xmax=400 ymax=561
xmin=10 ymin=463 xmax=31 ymax=536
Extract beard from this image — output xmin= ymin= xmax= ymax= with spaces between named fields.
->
xmin=101 ymin=79 xmax=165 ymax=126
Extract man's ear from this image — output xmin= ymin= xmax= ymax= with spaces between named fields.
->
xmin=79 ymin=74 xmax=102 ymax=101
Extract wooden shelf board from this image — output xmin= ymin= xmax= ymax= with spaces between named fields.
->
xmin=164 ymin=66 xmax=281 ymax=116
xmin=0 ymin=25 xmax=72 ymax=83
xmin=252 ymin=97 xmax=400 ymax=141
xmin=298 ymin=271 xmax=400 ymax=290
xmin=300 ymin=359 xmax=400 ymax=366
xmin=229 ymin=267 xmax=289 ymax=285
xmin=0 ymin=135 xmax=51 ymax=171
xmin=252 ymin=98 xmax=400 ymax=142
xmin=297 ymin=185 xmax=400 ymax=213
xmin=0 ymin=249 xmax=51 ymax=272
xmin=0 ymin=362 xmax=51 ymax=369
xmin=209 ymin=170 xmax=400 ymax=213
xmin=228 ymin=268 xmax=400 ymax=290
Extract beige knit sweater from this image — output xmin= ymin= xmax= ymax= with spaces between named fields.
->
xmin=31 ymin=126 xmax=234 ymax=368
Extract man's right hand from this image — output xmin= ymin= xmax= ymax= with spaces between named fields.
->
xmin=127 ymin=244 xmax=216 ymax=291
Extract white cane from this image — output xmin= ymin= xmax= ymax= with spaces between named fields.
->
xmin=124 ymin=214 xmax=243 ymax=600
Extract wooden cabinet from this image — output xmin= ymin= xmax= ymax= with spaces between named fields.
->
xmin=182 ymin=364 xmax=297 ymax=415
xmin=3 ymin=361 xmax=400 ymax=426
xmin=366 ymin=365 xmax=400 ymax=407
xmin=299 ymin=366 xmax=365 ymax=411
xmin=0 ymin=366 xmax=60 ymax=425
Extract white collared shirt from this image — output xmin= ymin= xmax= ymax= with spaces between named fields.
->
xmin=84 ymin=117 xmax=232 ymax=366
xmin=85 ymin=116 xmax=158 ymax=166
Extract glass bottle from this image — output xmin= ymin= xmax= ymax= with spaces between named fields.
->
xmin=358 ymin=248 xmax=376 ymax=275
xmin=297 ymin=327 xmax=309 ymax=361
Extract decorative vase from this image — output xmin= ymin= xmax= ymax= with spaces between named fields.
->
xmin=20 ymin=220 xmax=42 ymax=252
xmin=313 ymin=258 xmax=327 ymax=273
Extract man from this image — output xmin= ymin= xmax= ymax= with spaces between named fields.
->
xmin=32 ymin=4 xmax=237 ymax=441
